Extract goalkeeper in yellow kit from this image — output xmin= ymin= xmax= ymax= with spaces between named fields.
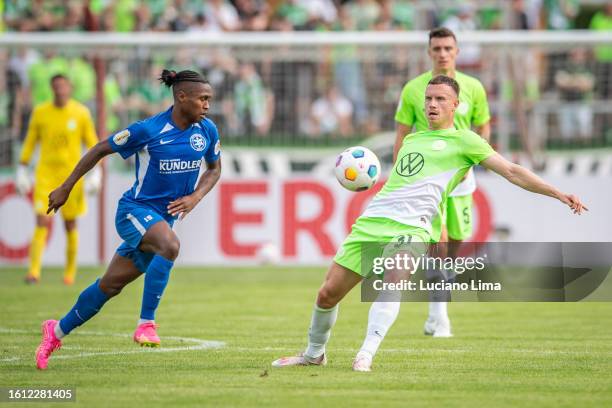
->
xmin=16 ymin=74 xmax=99 ymax=285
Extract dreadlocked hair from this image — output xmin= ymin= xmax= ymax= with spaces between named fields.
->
xmin=159 ymin=69 xmax=208 ymax=87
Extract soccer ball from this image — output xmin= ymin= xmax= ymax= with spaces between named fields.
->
xmin=334 ymin=146 xmax=381 ymax=192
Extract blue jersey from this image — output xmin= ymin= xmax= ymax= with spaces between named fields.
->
xmin=108 ymin=107 xmax=221 ymax=218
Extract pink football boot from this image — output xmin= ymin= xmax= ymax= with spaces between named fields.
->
xmin=35 ymin=320 xmax=62 ymax=370
xmin=133 ymin=322 xmax=161 ymax=347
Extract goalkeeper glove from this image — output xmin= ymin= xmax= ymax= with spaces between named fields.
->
xmin=15 ymin=164 xmax=31 ymax=195
xmin=85 ymin=166 xmax=102 ymax=195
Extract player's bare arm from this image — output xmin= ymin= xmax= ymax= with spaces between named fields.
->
xmin=480 ymin=152 xmax=588 ymax=214
xmin=393 ymin=121 xmax=412 ymax=163
xmin=47 ymin=139 xmax=113 ymax=214
xmin=474 ymin=121 xmax=491 ymax=142
xmin=167 ymin=159 xmax=222 ymax=219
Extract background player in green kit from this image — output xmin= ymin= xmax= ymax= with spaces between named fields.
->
xmin=393 ymin=27 xmax=491 ymax=338
xmin=271 ymin=75 xmax=587 ymax=372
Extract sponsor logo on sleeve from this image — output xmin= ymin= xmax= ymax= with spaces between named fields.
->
xmin=113 ymin=129 xmax=130 ymax=145
xmin=214 ymin=140 xmax=221 ymax=155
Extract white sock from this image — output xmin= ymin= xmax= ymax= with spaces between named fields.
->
xmin=428 ymin=302 xmax=448 ymax=321
xmin=359 ymin=301 xmax=401 ymax=358
xmin=54 ymin=323 xmax=65 ymax=339
xmin=304 ymin=304 xmax=338 ymax=359
xmin=138 ymin=319 xmax=155 ymax=326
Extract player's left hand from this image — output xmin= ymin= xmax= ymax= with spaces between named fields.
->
xmin=560 ymin=193 xmax=588 ymax=215
xmin=167 ymin=194 xmax=201 ymax=220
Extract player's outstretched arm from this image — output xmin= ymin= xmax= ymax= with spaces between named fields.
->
xmin=393 ymin=122 xmax=412 ymax=163
xmin=47 ymin=140 xmax=114 ymax=214
xmin=480 ymin=153 xmax=588 ymax=215
xmin=167 ymin=159 xmax=222 ymax=220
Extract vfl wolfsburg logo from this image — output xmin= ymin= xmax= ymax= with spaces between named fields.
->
xmin=396 ymin=152 xmax=425 ymax=177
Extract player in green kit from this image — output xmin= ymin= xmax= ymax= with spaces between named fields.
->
xmin=271 ymin=75 xmax=587 ymax=372
xmin=392 ymin=27 xmax=491 ymax=339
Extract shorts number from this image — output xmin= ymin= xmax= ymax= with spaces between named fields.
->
xmin=394 ymin=234 xmax=412 ymax=248
xmin=463 ymin=207 xmax=470 ymax=224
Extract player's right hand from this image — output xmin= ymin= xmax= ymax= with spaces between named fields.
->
xmin=15 ymin=164 xmax=31 ymax=195
xmin=560 ymin=193 xmax=588 ymax=215
xmin=47 ymin=185 xmax=71 ymax=215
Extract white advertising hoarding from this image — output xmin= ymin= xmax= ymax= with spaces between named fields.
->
xmin=0 ymin=173 xmax=609 ymax=266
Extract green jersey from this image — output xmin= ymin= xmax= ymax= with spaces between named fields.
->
xmin=395 ymin=70 xmax=490 ymax=132
xmin=362 ymin=127 xmax=495 ymax=236
xmin=590 ymin=11 xmax=612 ymax=62
xmin=395 ymin=70 xmax=490 ymax=197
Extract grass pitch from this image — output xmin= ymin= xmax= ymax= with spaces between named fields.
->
xmin=1 ymin=266 xmax=611 ymax=407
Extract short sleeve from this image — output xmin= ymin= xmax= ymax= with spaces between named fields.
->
xmin=471 ymin=80 xmax=491 ymax=127
xmin=108 ymin=121 xmax=150 ymax=159
xmin=204 ymin=120 xmax=221 ymax=163
xmin=462 ymin=131 xmax=495 ymax=165
xmin=394 ymin=83 xmax=416 ymax=127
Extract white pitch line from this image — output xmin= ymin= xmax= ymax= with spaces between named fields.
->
xmin=0 ymin=327 xmax=225 ymax=363
xmin=1 ymin=328 xmax=609 ymax=363
xmin=232 ymin=346 xmax=610 ymax=356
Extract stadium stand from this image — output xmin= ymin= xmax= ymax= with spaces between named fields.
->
xmin=1 ymin=0 xmax=611 ymax=169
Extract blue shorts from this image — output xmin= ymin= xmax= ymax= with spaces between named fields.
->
xmin=115 ymin=199 xmax=174 ymax=273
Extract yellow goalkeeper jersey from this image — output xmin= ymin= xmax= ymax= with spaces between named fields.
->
xmin=20 ymin=99 xmax=98 ymax=179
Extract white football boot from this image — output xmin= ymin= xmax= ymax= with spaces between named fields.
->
xmin=352 ymin=351 xmax=373 ymax=372
xmin=432 ymin=318 xmax=453 ymax=338
xmin=424 ymin=317 xmax=453 ymax=337
xmin=271 ymin=352 xmax=327 ymax=367
xmin=423 ymin=317 xmax=437 ymax=335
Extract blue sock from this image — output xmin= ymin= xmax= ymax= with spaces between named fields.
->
xmin=59 ymin=279 xmax=109 ymax=335
xmin=140 ymin=254 xmax=174 ymax=321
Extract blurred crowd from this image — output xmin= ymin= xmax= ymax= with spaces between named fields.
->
xmin=1 ymin=0 xmax=605 ymax=33
xmin=1 ymin=0 xmax=611 ymax=162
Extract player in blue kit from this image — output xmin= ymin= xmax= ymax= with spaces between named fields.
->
xmin=35 ymin=69 xmax=222 ymax=370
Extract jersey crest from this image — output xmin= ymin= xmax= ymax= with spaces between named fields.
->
xmin=432 ymin=140 xmax=447 ymax=151
xmin=456 ymin=101 xmax=469 ymax=116
xmin=190 ymin=133 xmax=206 ymax=151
